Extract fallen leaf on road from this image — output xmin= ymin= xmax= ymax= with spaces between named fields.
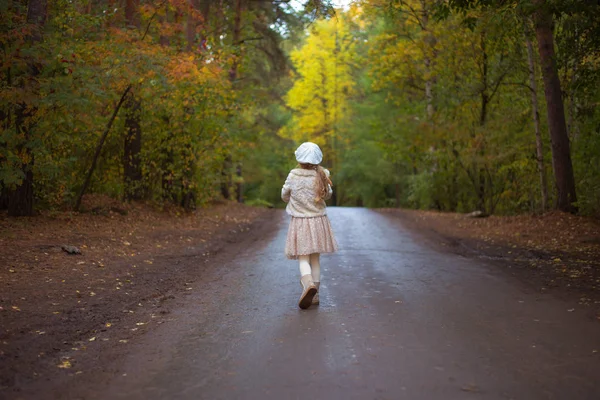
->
xmin=461 ymin=384 xmax=480 ymax=393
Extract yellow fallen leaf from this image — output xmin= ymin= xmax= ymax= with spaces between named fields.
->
xmin=58 ymin=360 xmax=72 ymax=369
xmin=88 ymin=337 xmax=96 ymax=342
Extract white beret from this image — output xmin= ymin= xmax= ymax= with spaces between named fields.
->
xmin=295 ymin=142 xmax=323 ymax=165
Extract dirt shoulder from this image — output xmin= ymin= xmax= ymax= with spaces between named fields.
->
xmin=378 ymin=209 xmax=600 ymax=320
xmin=0 ymin=198 xmax=274 ymax=397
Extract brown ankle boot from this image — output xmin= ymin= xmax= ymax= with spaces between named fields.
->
xmin=298 ymin=274 xmax=317 ymax=309
xmin=312 ymin=282 xmax=320 ymax=305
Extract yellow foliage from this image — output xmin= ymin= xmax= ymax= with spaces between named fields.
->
xmin=282 ymin=16 xmax=357 ymax=154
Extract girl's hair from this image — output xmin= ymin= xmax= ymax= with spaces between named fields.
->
xmin=298 ymin=163 xmax=333 ymax=203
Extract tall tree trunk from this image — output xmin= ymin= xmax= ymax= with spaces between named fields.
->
xmin=533 ymin=0 xmax=577 ymax=212
xmin=420 ymin=0 xmax=435 ymax=120
xmin=185 ymin=0 xmax=210 ymax=51
xmin=221 ymin=155 xmax=232 ymax=200
xmin=524 ymin=19 xmax=549 ymax=212
xmin=158 ymin=13 xmax=173 ymax=200
xmin=236 ymin=163 xmax=243 ymax=203
xmin=229 ymin=0 xmax=243 ymax=82
xmin=8 ymin=105 xmax=35 ymax=216
xmin=159 ymin=11 xmax=170 ymax=46
xmin=199 ymin=0 xmax=210 ymax=52
xmin=123 ymin=92 xmax=143 ymax=200
xmin=221 ymin=0 xmax=244 ymax=202
xmin=7 ymin=0 xmax=47 ymax=216
xmin=123 ymin=0 xmax=143 ymax=201
xmin=476 ymin=32 xmax=488 ymax=213
xmin=186 ymin=0 xmax=195 ymax=51
xmin=125 ymin=0 xmax=140 ymax=28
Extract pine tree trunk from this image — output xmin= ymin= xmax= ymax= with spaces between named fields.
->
xmin=524 ymin=19 xmax=548 ymax=212
xmin=533 ymin=0 xmax=577 ymax=212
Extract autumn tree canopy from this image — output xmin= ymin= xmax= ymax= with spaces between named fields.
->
xmin=1 ymin=0 xmax=599 ymax=216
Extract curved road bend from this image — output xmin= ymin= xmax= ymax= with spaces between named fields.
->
xmin=92 ymin=208 xmax=600 ymax=399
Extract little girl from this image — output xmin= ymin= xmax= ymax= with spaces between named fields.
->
xmin=281 ymin=142 xmax=338 ymax=309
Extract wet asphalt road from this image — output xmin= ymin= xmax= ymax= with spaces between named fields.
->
xmin=97 ymin=208 xmax=600 ymax=400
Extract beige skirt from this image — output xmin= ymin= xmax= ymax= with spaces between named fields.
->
xmin=285 ymin=215 xmax=338 ymax=260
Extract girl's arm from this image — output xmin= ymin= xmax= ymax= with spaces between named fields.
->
xmin=324 ymin=184 xmax=333 ymax=201
xmin=323 ymin=169 xmax=333 ymax=201
xmin=281 ymin=174 xmax=292 ymax=203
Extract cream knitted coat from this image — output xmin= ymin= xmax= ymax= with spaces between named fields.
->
xmin=281 ymin=168 xmax=332 ymax=217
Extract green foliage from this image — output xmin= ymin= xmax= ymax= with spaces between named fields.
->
xmin=2 ymin=0 xmax=599 ymax=216
xmin=276 ymin=0 xmax=600 ymax=215
xmin=1 ymin=0 xmax=305 ymax=211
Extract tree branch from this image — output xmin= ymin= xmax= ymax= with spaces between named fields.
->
xmin=75 ymin=85 xmax=132 ymax=212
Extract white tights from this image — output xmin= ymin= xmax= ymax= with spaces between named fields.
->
xmin=299 ymin=253 xmax=320 ymax=282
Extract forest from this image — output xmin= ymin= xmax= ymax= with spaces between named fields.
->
xmin=1 ymin=0 xmax=599 ymax=217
